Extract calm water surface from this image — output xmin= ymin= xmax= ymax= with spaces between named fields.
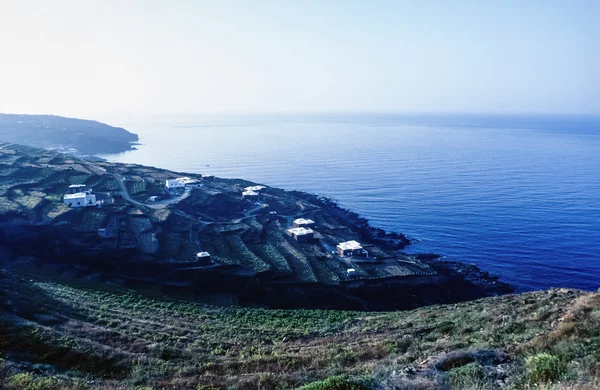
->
xmin=100 ymin=114 xmax=600 ymax=292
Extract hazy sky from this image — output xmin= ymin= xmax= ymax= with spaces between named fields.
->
xmin=0 ymin=0 xmax=598 ymax=117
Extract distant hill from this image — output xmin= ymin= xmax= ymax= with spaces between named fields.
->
xmin=0 ymin=113 xmax=138 ymax=155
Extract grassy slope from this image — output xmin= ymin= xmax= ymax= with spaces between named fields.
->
xmin=1 ymin=269 xmax=599 ymax=390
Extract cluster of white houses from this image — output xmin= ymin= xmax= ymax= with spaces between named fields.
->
xmin=285 ymin=217 xmax=365 ymax=277
xmin=287 ymin=227 xmax=314 ymax=242
xmin=63 ymin=184 xmax=98 ymax=208
xmin=242 ymin=185 xmax=265 ymax=200
xmin=286 ymin=218 xmax=368 ymax=258
xmin=165 ymin=177 xmax=202 ymax=189
xmin=286 ymin=218 xmax=316 ymax=241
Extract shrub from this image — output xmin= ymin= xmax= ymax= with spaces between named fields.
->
xmin=8 ymin=373 xmax=60 ymax=390
xmin=383 ymin=337 xmax=412 ymax=354
xmin=448 ymin=362 xmax=485 ymax=389
xmin=128 ymin=359 xmax=169 ymax=385
xmin=298 ymin=375 xmax=371 ymax=390
xmin=197 ymin=386 xmax=220 ymax=390
xmin=525 ymin=353 xmax=564 ymax=384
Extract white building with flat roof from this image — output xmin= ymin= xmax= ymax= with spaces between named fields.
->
xmin=166 ymin=178 xmax=184 ymax=189
xmin=242 ymin=190 xmax=259 ymax=199
xmin=293 ymin=218 xmax=315 ymax=228
xmin=166 ymin=177 xmax=201 ymax=189
xmin=196 ymin=251 xmax=212 ymax=265
xmin=336 ymin=240 xmax=368 ymax=257
xmin=64 ymin=192 xmax=97 ymax=208
xmin=244 ymin=185 xmax=265 ymax=192
xmin=287 ymin=227 xmax=314 ymax=242
xmin=68 ymin=184 xmax=88 ymax=194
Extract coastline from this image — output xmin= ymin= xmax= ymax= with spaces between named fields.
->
xmin=0 ymin=142 xmax=514 ymax=311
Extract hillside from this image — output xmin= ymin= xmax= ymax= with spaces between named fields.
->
xmin=0 ymin=142 xmax=511 ymax=310
xmin=0 ymin=143 xmax=598 ymax=389
xmin=1 ymin=269 xmax=599 ymax=389
xmin=0 ymin=114 xmax=138 ymax=155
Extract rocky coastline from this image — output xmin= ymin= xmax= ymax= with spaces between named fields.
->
xmin=0 ymin=142 xmax=514 ymax=311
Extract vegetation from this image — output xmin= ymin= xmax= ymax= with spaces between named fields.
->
xmin=298 ymin=375 xmax=371 ymax=390
xmin=0 ymin=142 xmax=510 ymax=312
xmin=1 ymin=143 xmax=598 ymax=389
xmin=1 ymin=268 xmax=599 ymax=389
xmin=448 ymin=362 xmax=485 ymax=388
xmin=524 ymin=353 xmax=564 ymax=385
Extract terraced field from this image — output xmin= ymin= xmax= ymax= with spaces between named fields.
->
xmin=125 ymin=179 xmax=147 ymax=196
xmin=0 ymin=143 xmax=417 ymax=274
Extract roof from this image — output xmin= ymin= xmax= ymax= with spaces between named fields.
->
xmin=196 ymin=252 xmax=211 ymax=257
xmin=68 ymin=184 xmax=86 ymax=188
xmin=244 ymin=185 xmax=265 ymax=192
xmin=347 ymin=268 xmax=357 ymax=273
xmin=178 ymin=177 xmax=198 ymax=184
xmin=294 ymin=218 xmax=315 ymax=225
xmin=242 ymin=190 xmax=259 ymax=196
xmin=64 ymin=192 xmax=91 ymax=200
xmin=287 ymin=227 xmax=314 ymax=236
xmin=167 ymin=177 xmax=199 ymax=184
xmin=337 ymin=240 xmax=363 ymax=250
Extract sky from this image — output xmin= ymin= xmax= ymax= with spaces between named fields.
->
xmin=0 ymin=0 xmax=598 ymax=118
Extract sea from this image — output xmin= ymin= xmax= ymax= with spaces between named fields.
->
xmin=99 ymin=113 xmax=600 ymax=292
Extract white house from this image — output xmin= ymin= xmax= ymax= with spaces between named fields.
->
xmin=64 ymin=192 xmax=97 ymax=208
xmin=68 ymin=184 xmax=88 ymax=194
xmin=336 ymin=240 xmax=368 ymax=257
xmin=293 ymin=218 xmax=315 ymax=228
xmin=166 ymin=178 xmax=184 ymax=189
xmin=196 ymin=251 xmax=212 ymax=265
xmin=347 ymin=268 xmax=357 ymax=276
xmin=287 ymin=227 xmax=314 ymax=242
xmin=166 ymin=177 xmax=201 ymax=189
xmin=242 ymin=190 xmax=259 ymax=200
xmin=244 ymin=185 xmax=265 ymax=192
xmin=179 ymin=177 xmax=201 ymax=187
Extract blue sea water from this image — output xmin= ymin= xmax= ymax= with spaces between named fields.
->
xmin=100 ymin=114 xmax=600 ymax=292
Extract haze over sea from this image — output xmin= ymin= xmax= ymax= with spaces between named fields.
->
xmin=101 ymin=114 xmax=600 ymax=292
